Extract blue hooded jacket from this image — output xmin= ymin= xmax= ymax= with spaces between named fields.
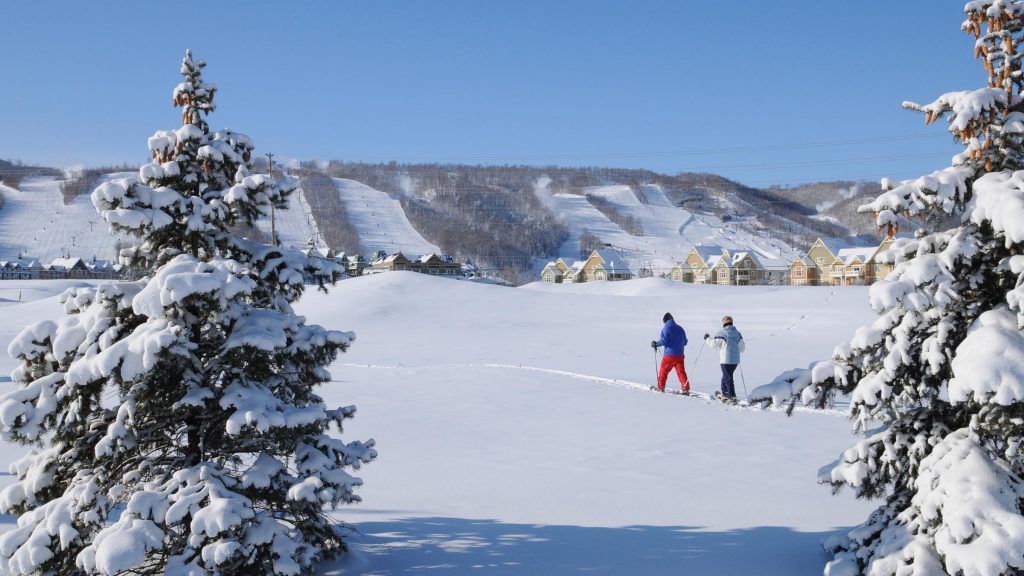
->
xmin=658 ymin=319 xmax=688 ymax=356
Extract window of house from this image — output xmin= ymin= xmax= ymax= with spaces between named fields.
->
xmin=853 ymin=266 xmax=861 ymax=273
xmin=396 ymin=264 xmax=405 ymax=271
xmin=816 ymin=257 xmax=825 ymax=265
xmin=794 ymin=268 xmax=803 ymax=277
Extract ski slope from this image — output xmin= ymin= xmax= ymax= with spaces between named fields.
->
xmin=537 ymin=183 xmax=798 ymax=274
xmin=0 ymin=177 xmax=130 ymax=262
xmin=334 ymin=178 xmax=441 ymax=256
xmin=0 ymin=274 xmax=875 ymax=575
xmin=253 ymin=187 xmax=324 ymax=252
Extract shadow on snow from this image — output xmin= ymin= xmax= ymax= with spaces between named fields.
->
xmin=321 ymin=516 xmax=837 ymax=575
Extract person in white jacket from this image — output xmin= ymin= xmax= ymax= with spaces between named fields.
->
xmin=703 ymin=315 xmax=745 ymax=401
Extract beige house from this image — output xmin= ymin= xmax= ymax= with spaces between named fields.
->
xmin=371 ymin=252 xmax=462 ymax=276
xmin=371 ymin=252 xmax=414 ymax=272
xmin=541 ymin=259 xmax=571 ymax=283
xmin=790 ymin=256 xmax=818 ymax=286
xmin=671 ymin=245 xmax=726 ymax=284
xmin=540 ymin=250 xmax=633 ymax=283
xmin=671 ymin=245 xmax=765 ymax=286
xmin=790 ymin=236 xmax=901 ymax=286
xmin=413 ymin=253 xmax=462 ymax=276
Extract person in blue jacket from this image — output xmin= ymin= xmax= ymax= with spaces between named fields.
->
xmin=651 ymin=312 xmax=689 ymax=394
xmin=704 ymin=315 xmax=745 ymax=401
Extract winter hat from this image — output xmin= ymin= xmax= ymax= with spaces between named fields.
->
xmin=663 ymin=312 xmax=673 ymax=323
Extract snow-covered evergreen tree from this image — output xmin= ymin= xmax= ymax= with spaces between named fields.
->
xmin=749 ymin=2 xmax=1024 ymax=575
xmin=0 ymin=50 xmax=375 ymax=575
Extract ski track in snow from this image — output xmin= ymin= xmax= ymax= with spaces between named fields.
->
xmin=334 ymin=178 xmax=440 ymax=256
xmin=340 ymin=362 xmax=846 ymax=416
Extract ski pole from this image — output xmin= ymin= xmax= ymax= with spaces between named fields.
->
xmin=692 ymin=339 xmax=706 ymax=370
xmin=739 ymin=364 xmax=748 ymax=398
xmin=653 ymin=346 xmax=659 ymax=385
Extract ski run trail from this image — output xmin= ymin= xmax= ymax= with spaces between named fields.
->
xmin=0 ymin=274 xmax=876 ymax=575
xmin=254 ymin=184 xmax=326 ymax=252
xmin=536 ymin=183 xmax=799 ymax=274
xmin=0 ymin=176 xmax=132 ymax=263
xmin=334 ymin=177 xmax=441 ymax=256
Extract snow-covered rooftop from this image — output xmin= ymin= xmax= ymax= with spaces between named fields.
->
xmin=593 ymin=250 xmax=632 ymax=275
xmin=692 ymin=244 xmax=726 ymax=265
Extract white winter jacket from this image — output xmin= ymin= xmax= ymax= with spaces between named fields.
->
xmin=705 ymin=325 xmax=745 ymax=365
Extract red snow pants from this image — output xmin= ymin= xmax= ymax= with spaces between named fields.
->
xmin=658 ymin=354 xmax=689 ymax=392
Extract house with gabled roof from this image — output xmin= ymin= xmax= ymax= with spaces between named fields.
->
xmin=790 ymin=255 xmax=818 ymax=286
xmin=411 ymin=253 xmax=461 ymax=276
xmin=49 ymin=257 xmax=92 ymax=279
xmin=791 ymin=235 xmax=902 ymax=286
xmin=583 ymin=249 xmax=632 ymax=281
xmin=541 ymin=250 xmax=633 ymax=283
xmin=541 ymin=258 xmax=571 ymax=283
xmin=371 ymin=252 xmax=414 ymax=272
xmin=671 ymin=245 xmax=766 ymax=285
xmin=728 ymin=251 xmax=764 ymax=286
xmin=673 ymin=245 xmax=727 ymax=284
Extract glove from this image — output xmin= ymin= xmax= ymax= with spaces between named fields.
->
xmin=703 ymin=333 xmax=710 ymax=340
xmin=651 ymin=340 xmax=659 ymax=349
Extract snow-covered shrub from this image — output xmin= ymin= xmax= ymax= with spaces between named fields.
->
xmin=759 ymin=3 xmax=1024 ymax=575
xmin=0 ymin=51 xmax=375 ymax=575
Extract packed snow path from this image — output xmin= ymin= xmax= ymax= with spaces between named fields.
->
xmin=334 ymin=178 xmax=441 ymax=256
xmin=0 ymin=275 xmax=876 ymax=575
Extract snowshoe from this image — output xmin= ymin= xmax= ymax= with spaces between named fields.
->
xmin=714 ymin=392 xmax=738 ymax=405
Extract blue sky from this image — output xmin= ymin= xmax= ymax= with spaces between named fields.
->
xmin=2 ymin=1 xmax=978 ymax=186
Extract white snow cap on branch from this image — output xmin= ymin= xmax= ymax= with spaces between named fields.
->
xmin=949 ymin=306 xmax=1024 ymax=404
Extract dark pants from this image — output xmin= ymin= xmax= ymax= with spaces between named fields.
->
xmin=720 ymin=364 xmax=738 ymax=398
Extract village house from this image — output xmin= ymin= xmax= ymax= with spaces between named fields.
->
xmin=0 ymin=257 xmax=122 ymax=280
xmin=412 ymin=253 xmax=462 ymax=276
xmin=342 ymin=254 xmax=370 ymax=277
xmin=670 ymin=245 xmax=767 ymax=286
xmin=789 ymin=235 xmax=900 ymax=286
xmin=49 ymin=258 xmax=94 ymax=280
xmin=540 ymin=250 xmax=634 ymax=283
xmin=540 ymin=259 xmax=570 ymax=283
xmin=371 ymin=252 xmax=415 ymax=272
xmin=369 ymin=251 xmax=463 ymax=277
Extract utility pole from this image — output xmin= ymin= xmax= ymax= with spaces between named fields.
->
xmin=266 ymin=152 xmax=277 ymax=245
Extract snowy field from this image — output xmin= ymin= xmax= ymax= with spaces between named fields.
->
xmin=0 ymin=275 xmax=876 ymax=575
xmin=536 ymin=183 xmax=798 ymax=275
xmin=334 ymin=178 xmax=441 ymax=255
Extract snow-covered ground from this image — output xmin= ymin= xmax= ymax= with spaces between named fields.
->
xmin=537 ymin=183 xmax=799 ymax=274
xmin=0 ymin=177 xmax=129 ymax=262
xmin=0 ymin=275 xmax=874 ymax=575
xmin=334 ymin=178 xmax=441 ymax=256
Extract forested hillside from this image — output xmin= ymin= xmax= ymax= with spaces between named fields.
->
xmin=0 ymin=157 xmax=889 ymax=282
